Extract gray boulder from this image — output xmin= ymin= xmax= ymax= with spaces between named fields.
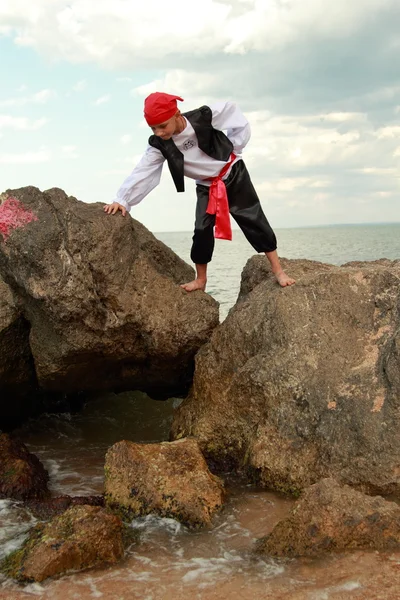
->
xmin=171 ymin=257 xmax=400 ymax=495
xmin=0 ymin=187 xmax=219 ymax=396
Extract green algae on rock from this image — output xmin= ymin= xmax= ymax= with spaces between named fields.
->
xmin=105 ymin=437 xmax=225 ymax=528
xmin=1 ymin=505 xmax=125 ymax=582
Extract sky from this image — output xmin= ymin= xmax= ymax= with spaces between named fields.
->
xmin=0 ymin=0 xmax=399 ymax=232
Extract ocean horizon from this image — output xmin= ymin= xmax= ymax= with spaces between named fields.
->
xmin=155 ymin=221 xmax=400 ymax=234
xmin=156 ymin=223 xmax=400 ymax=319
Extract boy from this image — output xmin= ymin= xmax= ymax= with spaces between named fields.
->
xmin=104 ymin=92 xmax=295 ymax=291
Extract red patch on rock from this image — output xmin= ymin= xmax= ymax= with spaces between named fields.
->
xmin=0 ymin=196 xmax=38 ymax=241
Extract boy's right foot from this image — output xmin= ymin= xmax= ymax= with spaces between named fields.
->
xmin=275 ymin=270 xmax=296 ymax=287
xmin=180 ymin=278 xmax=207 ymax=292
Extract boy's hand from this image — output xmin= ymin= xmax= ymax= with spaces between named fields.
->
xmin=104 ymin=202 xmax=126 ymax=216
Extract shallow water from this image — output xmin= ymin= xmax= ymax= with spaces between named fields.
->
xmin=1 ymin=225 xmax=400 ymax=598
xmin=2 ymin=393 xmax=400 ymax=599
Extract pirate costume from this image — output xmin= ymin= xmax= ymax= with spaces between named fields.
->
xmin=113 ymin=93 xmax=277 ymax=265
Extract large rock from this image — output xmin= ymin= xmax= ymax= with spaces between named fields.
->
xmin=0 ymin=433 xmax=49 ymax=500
xmin=0 ymin=188 xmax=219 ymax=396
xmin=256 ymin=478 xmax=400 ymax=557
xmin=1 ymin=505 xmax=124 ymax=582
xmin=104 ymin=438 xmax=224 ymax=528
xmin=171 ymin=257 xmax=400 ymax=495
xmin=25 ymin=495 xmax=105 ymax=521
xmin=0 ymin=275 xmax=38 ymax=422
xmin=0 ymin=275 xmax=69 ymax=428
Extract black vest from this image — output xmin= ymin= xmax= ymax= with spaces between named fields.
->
xmin=148 ymin=105 xmax=233 ymax=192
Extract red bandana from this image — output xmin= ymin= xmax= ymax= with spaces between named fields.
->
xmin=144 ymin=93 xmax=184 ymax=126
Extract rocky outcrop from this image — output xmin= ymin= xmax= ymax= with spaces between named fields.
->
xmin=104 ymin=438 xmax=224 ymax=528
xmin=0 ymin=187 xmax=219 ymax=399
xmin=1 ymin=505 xmax=124 ymax=582
xmin=256 ymin=478 xmax=400 ymax=557
xmin=0 ymin=276 xmax=38 ymax=424
xmin=0 ymin=433 xmax=49 ymax=500
xmin=171 ymin=257 xmax=400 ymax=495
xmin=0 ymin=276 xmax=70 ymax=428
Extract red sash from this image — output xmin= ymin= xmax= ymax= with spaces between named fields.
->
xmin=205 ymin=153 xmax=236 ymax=241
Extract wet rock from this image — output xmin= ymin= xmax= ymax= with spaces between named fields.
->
xmin=0 ymin=433 xmax=49 ymax=500
xmin=171 ymin=257 xmax=400 ymax=495
xmin=0 ymin=187 xmax=219 ymax=397
xmin=104 ymin=438 xmax=224 ymax=528
xmin=1 ymin=505 xmax=124 ymax=582
xmin=256 ymin=478 xmax=400 ymax=557
xmin=26 ymin=495 xmax=105 ymax=520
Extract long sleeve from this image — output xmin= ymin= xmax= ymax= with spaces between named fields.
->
xmin=112 ymin=145 xmax=165 ymax=211
xmin=210 ymin=101 xmax=251 ymax=155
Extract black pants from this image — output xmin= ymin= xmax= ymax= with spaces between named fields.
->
xmin=190 ymin=160 xmax=277 ymax=264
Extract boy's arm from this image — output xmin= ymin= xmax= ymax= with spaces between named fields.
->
xmin=210 ymin=101 xmax=251 ymax=155
xmin=105 ymin=146 xmax=165 ymax=215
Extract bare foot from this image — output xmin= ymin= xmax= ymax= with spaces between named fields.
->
xmin=180 ymin=278 xmax=207 ymax=292
xmin=275 ymin=270 xmax=296 ymax=287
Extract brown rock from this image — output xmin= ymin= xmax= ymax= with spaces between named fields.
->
xmin=26 ymin=495 xmax=104 ymax=520
xmin=0 ymin=433 xmax=49 ymax=500
xmin=104 ymin=437 xmax=224 ymax=527
xmin=256 ymin=478 xmax=400 ymax=557
xmin=171 ymin=257 xmax=400 ymax=495
xmin=2 ymin=505 xmax=124 ymax=582
xmin=0 ymin=187 xmax=219 ymax=396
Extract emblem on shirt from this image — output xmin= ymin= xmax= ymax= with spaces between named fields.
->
xmin=183 ymin=139 xmax=196 ymax=151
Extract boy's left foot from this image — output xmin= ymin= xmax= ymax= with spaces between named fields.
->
xmin=180 ymin=278 xmax=207 ymax=292
xmin=275 ymin=271 xmax=296 ymax=287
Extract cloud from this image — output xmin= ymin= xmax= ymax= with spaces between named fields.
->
xmin=0 ymin=149 xmax=50 ymax=164
xmin=94 ymin=94 xmax=110 ymax=106
xmin=72 ymin=80 xmax=87 ymax=92
xmin=0 ymin=0 xmax=230 ymax=66
xmin=2 ymin=2 xmax=400 ymax=120
xmin=236 ymin=106 xmax=400 ymax=225
xmin=0 ymin=115 xmax=47 ymax=130
xmin=375 ymin=126 xmax=400 ymax=139
xmin=62 ymin=145 xmax=79 ymax=159
xmin=33 ymin=89 xmax=55 ymax=103
xmin=133 ymin=71 xmax=218 ymax=97
xmin=1 ymin=0 xmax=398 ymax=71
xmin=322 ymin=113 xmax=368 ymax=123
xmin=243 ymin=111 xmax=366 ymax=170
xmin=0 ymin=88 xmax=57 ymax=108
xmin=353 ymin=167 xmax=398 ymax=175
xmin=1 ymin=0 xmax=399 ymax=227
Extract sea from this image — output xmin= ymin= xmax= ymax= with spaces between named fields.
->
xmin=157 ymin=223 xmax=400 ymax=319
xmin=0 ymin=224 xmax=399 ymax=600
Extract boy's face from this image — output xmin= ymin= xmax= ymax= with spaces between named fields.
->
xmin=150 ymin=112 xmax=180 ymax=140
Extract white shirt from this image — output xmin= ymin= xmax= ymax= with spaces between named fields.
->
xmin=112 ymin=101 xmax=251 ymax=211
